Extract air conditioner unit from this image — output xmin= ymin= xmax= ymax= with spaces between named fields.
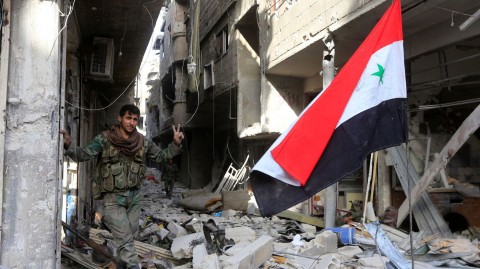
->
xmin=90 ymin=37 xmax=115 ymax=80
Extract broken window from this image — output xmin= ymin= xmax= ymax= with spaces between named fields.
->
xmin=215 ymin=26 xmax=228 ymax=59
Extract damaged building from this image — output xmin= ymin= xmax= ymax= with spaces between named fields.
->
xmin=0 ymin=0 xmax=480 ymax=268
xmin=149 ymin=0 xmax=480 ymax=234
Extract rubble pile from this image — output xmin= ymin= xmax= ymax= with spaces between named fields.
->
xmin=61 ymin=171 xmax=480 ymax=269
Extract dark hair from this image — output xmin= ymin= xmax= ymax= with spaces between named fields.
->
xmin=119 ymin=104 xmax=140 ymax=116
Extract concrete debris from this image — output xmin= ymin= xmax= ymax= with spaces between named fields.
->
xmin=61 ymin=176 xmax=480 ymax=269
xmin=225 ymin=226 xmax=256 ymax=243
xmin=221 ymin=235 xmax=273 ymax=269
xmin=358 ymin=255 xmax=391 ymax=268
xmin=171 ymin=232 xmax=206 ymax=259
xmin=192 ymin=243 xmax=221 ymax=269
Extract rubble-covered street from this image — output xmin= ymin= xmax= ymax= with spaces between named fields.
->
xmin=60 ymin=168 xmax=480 ymax=269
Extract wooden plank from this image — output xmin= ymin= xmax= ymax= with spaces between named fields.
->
xmin=61 ymin=245 xmax=106 ymax=269
xmin=90 ymin=228 xmax=185 ymax=265
xmin=397 ymin=104 xmax=480 ymax=225
xmin=275 ymin=210 xmax=325 ymax=227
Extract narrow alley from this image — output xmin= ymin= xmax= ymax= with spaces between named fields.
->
xmin=0 ymin=0 xmax=480 ymax=268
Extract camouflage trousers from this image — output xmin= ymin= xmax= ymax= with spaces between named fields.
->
xmin=164 ymin=177 xmax=175 ymax=197
xmin=102 ymin=189 xmax=141 ymax=268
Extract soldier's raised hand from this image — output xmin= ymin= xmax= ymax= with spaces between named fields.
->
xmin=172 ymin=124 xmax=184 ymax=146
xmin=60 ymin=129 xmax=72 ymax=149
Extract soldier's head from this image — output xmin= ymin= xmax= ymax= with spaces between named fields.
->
xmin=117 ymin=104 xmax=140 ymax=135
xmin=119 ymin=104 xmax=140 ymax=117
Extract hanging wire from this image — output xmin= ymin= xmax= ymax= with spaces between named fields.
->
xmin=48 ymin=0 xmax=76 ymax=60
xmin=143 ymin=0 xmax=157 ymax=29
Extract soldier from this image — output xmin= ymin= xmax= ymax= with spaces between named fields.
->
xmin=61 ymin=104 xmax=184 ymax=269
xmin=162 ymin=159 xmax=179 ymax=199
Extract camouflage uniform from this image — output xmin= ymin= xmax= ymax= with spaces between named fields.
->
xmin=162 ymin=162 xmax=179 ymax=198
xmin=65 ymin=134 xmax=181 ymax=268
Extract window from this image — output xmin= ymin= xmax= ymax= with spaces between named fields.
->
xmin=215 ymin=26 xmax=228 ymax=58
xmin=153 ymin=36 xmax=162 ymax=50
xmin=90 ymin=37 xmax=115 ymax=79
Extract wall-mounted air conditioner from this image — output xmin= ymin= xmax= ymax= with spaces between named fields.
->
xmin=90 ymin=37 xmax=115 ymax=80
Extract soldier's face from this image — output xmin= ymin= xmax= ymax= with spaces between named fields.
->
xmin=118 ymin=111 xmax=139 ymax=134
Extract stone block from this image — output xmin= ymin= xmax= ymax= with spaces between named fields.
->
xmin=222 ymin=235 xmax=273 ymax=269
xmin=225 ymin=226 xmax=256 ymax=243
xmin=301 ymin=223 xmax=317 ymax=234
xmin=157 ymin=228 xmax=170 ymax=240
xmin=193 ymin=244 xmax=221 ymax=269
xmin=167 ymin=222 xmax=189 ymax=239
xmin=316 ymin=230 xmax=338 ymax=253
xmin=300 ymin=230 xmax=338 ymax=257
xmin=171 ymin=232 xmax=206 ymax=259
xmin=222 ymin=190 xmax=250 ymax=211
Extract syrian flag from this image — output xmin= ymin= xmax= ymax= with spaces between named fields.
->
xmin=251 ymin=0 xmax=407 ymax=216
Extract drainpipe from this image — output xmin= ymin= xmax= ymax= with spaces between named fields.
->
xmin=322 ymin=33 xmax=336 ymax=228
xmin=0 ymin=0 xmax=11 ymax=247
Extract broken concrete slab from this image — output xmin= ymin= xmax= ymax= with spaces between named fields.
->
xmin=337 ymin=245 xmax=364 ymax=258
xmin=192 ymin=243 xmax=220 ymax=269
xmin=222 ymin=190 xmax=250 ymax=211
xmin=221 ymin=235 xmax=273 ymax=269
xmin=171 ymin=232 xmax=206 ymax=259
xmin=301 ymin=223 xmax=317 ymax=234
xmin=167 ymin=222 xmax=189 ymax=239
xmin=185 ymin=218 xmax=204 ymax=233
xmin=301 ymin=230 xmax=338 ymax=256
xmin=224 ymin=241 xmax=251 ymax=256
xmin=225 ymin=226 xmax=256 ymax=243
xmin=358 ymin=255 xmax=391 ymax=268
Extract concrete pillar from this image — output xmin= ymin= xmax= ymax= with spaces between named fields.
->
xmin=0 ymin=0 xmax=10 ymax=253
xmin=377 ymin=150 xmax=391 ymax=214
xmin=173 ymin=64 xmax=188 ymax=126
xmin=322 ymin=34 xmax=336 ymax=228
xmin=1 ymin=1 xmax=63 ymax=267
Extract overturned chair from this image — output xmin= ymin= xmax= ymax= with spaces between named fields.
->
xmin=214 ymin=155 xmax=250 ymax=194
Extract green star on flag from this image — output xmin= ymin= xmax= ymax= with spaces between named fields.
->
xmin=372 ymin=63 xmax=385 ymax=83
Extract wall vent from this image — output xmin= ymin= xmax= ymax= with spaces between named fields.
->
xmin=90 ymin=37 xmax=115 ymax=80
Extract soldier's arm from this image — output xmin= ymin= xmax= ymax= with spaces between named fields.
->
xmin=64 ymin=134 xmax=105 ymax=162
xmin=146 ymin=140 xmax=182 ymax=163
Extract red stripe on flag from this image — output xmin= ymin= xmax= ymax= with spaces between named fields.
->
xmin=271 ymin=0 xmax=403 ymax=185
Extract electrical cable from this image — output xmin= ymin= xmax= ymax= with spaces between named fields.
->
xmin=143 ymin=0 xmax=157 ymax=29
xmin=48 ymin=0 xmax=76 ymax=60
xmin=425 ymin=2 xmax=474 ymax=17
xmin=118 ymin=11 xmax=127 ymax=57
xmin=66 ymin=10 xmax=159 ymax=111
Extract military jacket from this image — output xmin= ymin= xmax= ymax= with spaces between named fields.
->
xmin=65 ymin=134 xmax=182 ymax=198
